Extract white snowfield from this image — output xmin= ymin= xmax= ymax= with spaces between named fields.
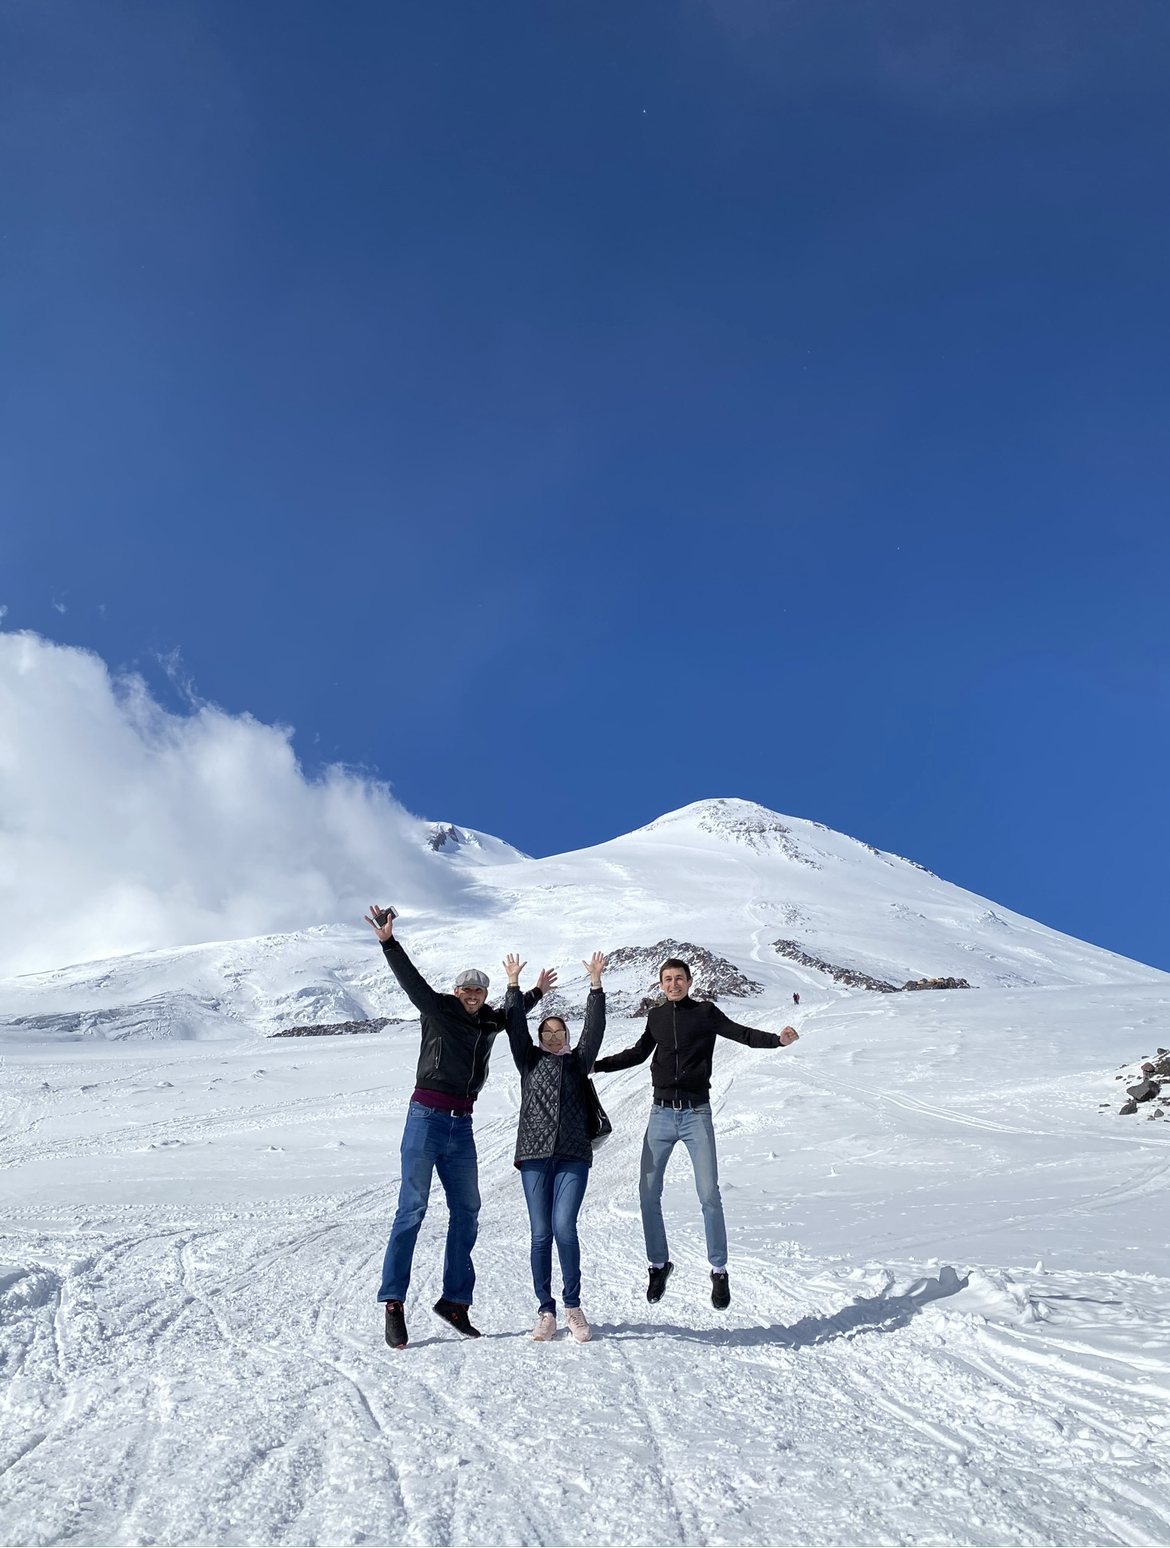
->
xmin=2 ymin=799 xmax=1169 ymax=1547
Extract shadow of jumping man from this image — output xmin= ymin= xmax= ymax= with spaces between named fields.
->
xmin=593 ymin=1264 xmax=969 ymax=1350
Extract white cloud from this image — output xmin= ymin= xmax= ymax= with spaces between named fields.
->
xmin=0 ymin=631 xmax=453 ymax=976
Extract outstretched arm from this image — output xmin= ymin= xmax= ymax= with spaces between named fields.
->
xmin=710 ymin=1003 xmax=799 ymax=1049
xmin=593 ymin=1025 xmax=653 ymax=1073
xmin=575 ymin=953 xmax=607 ymax=1070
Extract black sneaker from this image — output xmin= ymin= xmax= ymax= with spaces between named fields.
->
xmin=384 ymin=1299 xmax=408 ymax=1349
xmin=433 ymin=1297 xmax=482 ymax=1338
xmin=646 ymin=1262 xmax=674 ymax=1303
xmin=711 ymin=1271 xmax=731 ymax=1310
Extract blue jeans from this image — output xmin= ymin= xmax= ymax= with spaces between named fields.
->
xmin=519 ymin=1159 xmax=590 ymax=1313
xmin=378 ymin=1103 xmax=480 ymax=1305
xmin=639 ymin=1102 xmax=728 ymax=1271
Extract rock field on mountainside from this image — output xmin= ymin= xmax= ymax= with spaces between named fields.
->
xmin=773 ymin=938 xmax=971 ymax=993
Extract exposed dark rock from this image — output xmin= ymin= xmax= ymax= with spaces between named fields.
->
xmin=605 ymin=940 xmax=762 ymax=1002
xmin=903 ymin=977 xmax=972 ymax=992
xmin=694 ymin=802 xmax=821 ymax=867
xmin=1120 ymin=1100 xmax=1139 ymax=1114
xmin=1126 ymin=1079 xmax=1160 ymax=1103
xmin=772 ymin=941 xmax=899 ymax=992
xmin=771 ymin=943 xmax=971 ymax=994
xmin=1141 ymin=1062 xmax=1156 ymax=1075
xmin=271 ymin=1017 xmax=408 ymax=1038
xmin=428 ymin=824 xmax=461 ymax=851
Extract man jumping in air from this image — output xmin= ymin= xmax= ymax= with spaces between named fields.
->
xmin=593 ymin=955 xmax=798 ymax=1309
xmin=366 ymin=906 xmax=554 ymax=1349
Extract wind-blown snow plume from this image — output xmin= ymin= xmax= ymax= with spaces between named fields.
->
xmin=0 ymin=632 xmax=446 ymax=975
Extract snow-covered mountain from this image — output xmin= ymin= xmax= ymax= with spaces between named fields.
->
xmin=0 ymin=798 xmax=1161 ymax=1043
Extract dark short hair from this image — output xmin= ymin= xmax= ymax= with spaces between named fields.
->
xmin=659 ymin=957 xmax=692 ymax=983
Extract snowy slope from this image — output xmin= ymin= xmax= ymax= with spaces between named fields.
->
xmin=0 ymin=799 xmax=1159 ymax=1044
xmin=1 ymin=800 xmax=1169 ymax=1547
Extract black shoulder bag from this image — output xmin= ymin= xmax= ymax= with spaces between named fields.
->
xmin=582 ymin=1075 xmax=612 ymax=1146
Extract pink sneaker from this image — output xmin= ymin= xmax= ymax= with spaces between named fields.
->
xmin=565 ymin=1307 xmax=592 ymax=1343
xmin=532 ymin=1311 xmax=557 ymax=1341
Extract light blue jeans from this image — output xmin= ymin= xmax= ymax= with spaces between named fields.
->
xmin=639 ymin=1102 xmax=727 ymax=1271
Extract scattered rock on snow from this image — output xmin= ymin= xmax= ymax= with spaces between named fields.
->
xmin=1120 ymin=1100 xmax=1139 ymax=1115
xmin=1126 ymin=1079 xmax=1160 ymax=1103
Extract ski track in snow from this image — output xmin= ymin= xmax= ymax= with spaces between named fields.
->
xmin=2 ymin=1031 xmax=1170 ymax=1547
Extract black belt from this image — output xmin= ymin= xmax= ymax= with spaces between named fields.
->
xmin=653 ymin=1095 xmax=707 ymax=1110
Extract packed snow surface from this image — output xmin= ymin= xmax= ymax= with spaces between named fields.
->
xmin=2 ymin=799 xmax=1169 ymax=1546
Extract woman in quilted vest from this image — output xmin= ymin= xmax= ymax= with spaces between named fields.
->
xmin=503 ymin=951 xmax=606 ymax=1343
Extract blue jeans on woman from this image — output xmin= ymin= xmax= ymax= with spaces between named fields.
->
xmin=378 ymin=1103 xmax=480 ymax=1306
xmin=519 ymin=1158 xmax=590 ymax=1313
xmin=639 ymin=1101 xmax=728 ymax=1270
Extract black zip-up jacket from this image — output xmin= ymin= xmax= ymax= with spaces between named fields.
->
xmin=505 ymin=986 xmax=606 ymax=1167
xmin=592 ymin=995 xmax=782 ymax=1104
xmin=381 ymin=937 xmax=543 ymax=1102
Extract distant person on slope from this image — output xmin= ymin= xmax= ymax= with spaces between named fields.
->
xmin=366 ymin=906 xmax=555 ymax=1350
xmin=593 ymin=956 xmax=798 ymax=1310
xmin=503 ymin=951 xmax=607 ymax=1344
xmin=793 ymin=992 xmax=800 ymax=1005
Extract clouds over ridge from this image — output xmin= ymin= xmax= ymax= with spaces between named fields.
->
xmin=0 ymin=632 xmax=446 ymax=976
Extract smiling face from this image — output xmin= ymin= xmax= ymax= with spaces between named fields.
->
xmin=454 ymin=984 xmax=488 ymax=1015
xmin=659 ymin=965 xmax=692 ymax=1001
xmin=538 ymin=1017 xmax=568 ymax=1053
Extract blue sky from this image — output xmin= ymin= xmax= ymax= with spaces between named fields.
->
xmin=2 ymin=1 xmax=1169 ymax=969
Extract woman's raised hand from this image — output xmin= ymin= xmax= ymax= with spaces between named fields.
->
xmin=503 ymin=953 xmax=526 ymax=986
xmin=583 ymin=952 xmax=606 ymax=987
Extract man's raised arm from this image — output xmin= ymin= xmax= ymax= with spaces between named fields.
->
xmin=365 ymin=906 xmax=440 ymax=1016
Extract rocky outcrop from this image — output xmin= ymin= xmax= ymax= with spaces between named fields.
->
xmin=772 ymin=941 xmax=898 ymax=992
xmin=903 ymin=976 xmax=972 ymax=992
xmin=692 ymin=801 xmax=821 ymax=867
xmin=1107 ymin=1048 xmax=1167 ymax=1117
xmin=605 ymin=940 xmax=762 ymax=1000
xmin=772 ymin=940 xmax=972 ymax=993
xmin=428 ymin=825 xmax=462 ymax=851
xmin=271 ymin=1017 xmax=409 ymax=1038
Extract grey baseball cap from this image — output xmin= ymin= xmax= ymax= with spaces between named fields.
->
xmin=453 ymin=968 xmax=490 ymax=990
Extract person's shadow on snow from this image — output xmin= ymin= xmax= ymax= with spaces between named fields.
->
xmin=591 ymin=1264 xmax=969 ymax=1349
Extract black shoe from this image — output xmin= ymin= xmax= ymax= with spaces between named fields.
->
xmin=384 ymin=1299 xmax=408 ymax=1349
xmin=646 ymin=1262 xmax=674 ymax=1303
xmin=433 ymin=1297 xmax=482 ymax=1338
xmin=711 ymin=1271 xmax=731 ymax=1310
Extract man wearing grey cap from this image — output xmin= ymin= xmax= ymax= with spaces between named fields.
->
xmin=366 ymin=905 xmax=555 ymax=1348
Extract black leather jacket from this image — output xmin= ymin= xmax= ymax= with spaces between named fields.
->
xmin=593 ymin=995 xmax=781 ymax=1104
xmin=381 ymin=938 xmax=543 ymax=1102
xmin=505 ymin=986 xmax=606 ymax=1166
